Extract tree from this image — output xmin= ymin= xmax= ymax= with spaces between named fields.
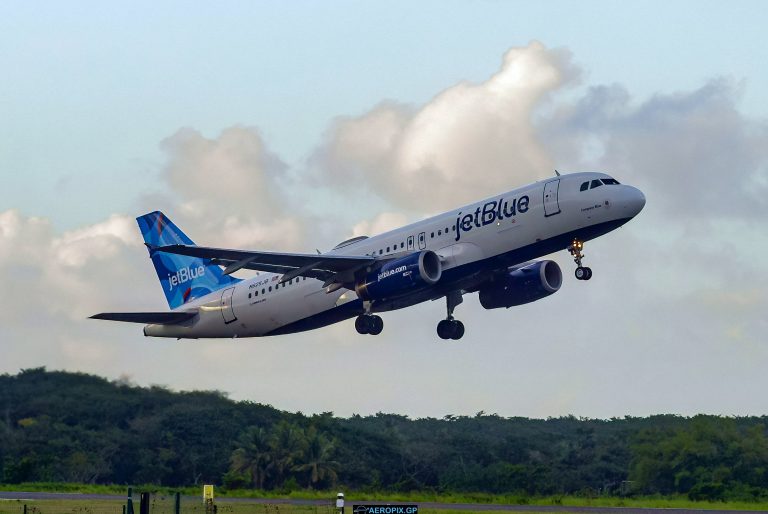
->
xmin=293 ymin=426 xmax=339 ymax=489
xmin=230 ymin=426 xmax=272 ymax=489
xmin=268 ymin=421 xmax=306 ymax=488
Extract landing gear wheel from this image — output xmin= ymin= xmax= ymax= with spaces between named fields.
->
xmin=583 ymin=267 xmax=593 ymax=280
xmin=356 ymin=315 xmax=383 ymax=335
xmin=369 ymin=315 xmax=384 ymax=335
xmin=575 ymin=267 xmax=586 ymax=280
xmin=437 ymin=319 xmax=453 ymax=340
xmin=437 ymin=319 xmax=465 ymax=340
xmin=450 ymin=320 xmax=465 ymax=340
xmin=355 ymin=315 xmax=371 ymax=334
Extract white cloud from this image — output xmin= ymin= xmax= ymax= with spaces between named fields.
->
xmin=540 ymin=79 xmax=768 ymax=221
xmin=314 ymin=41 xmax=577 ymax=211
xmin=351 ymin=212 xmax=409 ymax=238
xmin=148 ymin=126 xmax=306 ymax=250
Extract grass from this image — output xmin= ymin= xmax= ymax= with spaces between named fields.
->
xmin=2 ymin=485 xmax=768 ymax=512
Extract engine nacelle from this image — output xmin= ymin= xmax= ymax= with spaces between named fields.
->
xmin=478 ymin=260 xmax=562 ymax=309
xmin=356 ymin=250 xmax=442 ymax=302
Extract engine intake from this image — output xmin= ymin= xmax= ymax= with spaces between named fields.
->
xmin=479 ymin=260 xmax=562 ymax=309
xmin=356 ymin=250 xmax=442 ymax=302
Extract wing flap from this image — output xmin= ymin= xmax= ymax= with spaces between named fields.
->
xmin=90 ymin=311 xmax=197 ymax=325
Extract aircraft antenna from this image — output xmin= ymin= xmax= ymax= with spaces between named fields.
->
xmin=555 ymin=169 xmax=561 ymax=176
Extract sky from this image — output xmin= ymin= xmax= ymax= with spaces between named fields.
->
xmin=1 ymin=1 xmax=767 ymax=418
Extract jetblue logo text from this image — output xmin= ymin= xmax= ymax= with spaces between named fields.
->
xmin=378 ymin=266 xmax=407 ymax=281
xmin=353 ymin=506 xmax=418 ymax=514
xmin=167 ymin=265 xmax=206 ymax=291
xmin=454 ymin=195 xmax=530 ymax=241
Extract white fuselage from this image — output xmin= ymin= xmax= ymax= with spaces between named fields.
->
xmin=144 ymin=172 xmax=645 ymax=338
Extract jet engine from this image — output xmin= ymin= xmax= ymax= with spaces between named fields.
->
xmin=478 ymin=260 xmax=562 ymax=309
xmin=356 ymin=250 xmax=442 ymax=302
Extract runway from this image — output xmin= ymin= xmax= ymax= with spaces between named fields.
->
xmin=0 ymin=492 xmax=765 ymax=514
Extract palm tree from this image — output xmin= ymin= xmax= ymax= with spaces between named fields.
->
xmin=269 ymin=421 xmax=307 ymax=486
xmin=230 ymin=426 xmax=272 ymax=489
xmin=294 ymin=426 xmax=340 ymax=489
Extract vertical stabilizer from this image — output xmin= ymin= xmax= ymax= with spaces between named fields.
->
xmin=136 ymin=211 xmax=240 ymax=309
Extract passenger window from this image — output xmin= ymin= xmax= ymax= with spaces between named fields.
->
xmin=255 ymin=291 xmax=258 ymax=296
xmin=248 ymin=293 xmax=252 ymax=298
xmin=445 ymin=227 xmax=449 ymax=233
xmin=430 ymin=232 xmax=434 ymax=238
xmin=261 ymin=289 xmax=265 ymax=294
xmin=269 ymin=286 xmax=272 ymax=292
xmin=580 ymin=182 xmax=589 ymax=192
xmin=591 ymin=180 xmax=602 ymax=189
xmin=386 ymin=246 xmax=390 ymax=252
xmin=379 ymin=249 xmax=383 ymax=255
xmin=438 ymin=230 xmax=442 ymax=236
xmin=400 ymin=242 xmax=404 ymax=249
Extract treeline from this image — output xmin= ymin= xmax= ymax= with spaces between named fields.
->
xmin=1 ymin=368 xmax=768 ymax=501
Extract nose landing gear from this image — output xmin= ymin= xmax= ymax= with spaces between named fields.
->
xmin=568 ymin=238 xmax=592 ymax=280
xmin=437 ymin=291 xmax=465 ymax=340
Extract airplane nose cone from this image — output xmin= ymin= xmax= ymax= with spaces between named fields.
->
xmin=624 ymin=186 xmax=646 ymax=216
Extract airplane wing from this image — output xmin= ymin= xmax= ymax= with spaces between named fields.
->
xmin=153 ymin=244 xmax=377 ymax=285
xmin=90 ymin=311 xmax=197 ymax=324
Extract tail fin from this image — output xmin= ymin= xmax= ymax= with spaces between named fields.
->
xmin=137 ymin=211 xmax=240 ymax=309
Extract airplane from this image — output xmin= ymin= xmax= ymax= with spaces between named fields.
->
xmin=91 ymin=172 xmax=645 ymax=340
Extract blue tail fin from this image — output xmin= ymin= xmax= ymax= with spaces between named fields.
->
xmin=137 ymin=211 xmax=240 ymax=309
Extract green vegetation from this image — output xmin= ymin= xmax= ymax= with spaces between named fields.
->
xmin=3 ymin=497 xmax=768 ymax=514
xmin=2 ymin=368 xmax=768 ymax=503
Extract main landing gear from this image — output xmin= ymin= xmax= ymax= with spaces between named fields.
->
xmin=355 ymin=314 xmax=383 ymax=335
xmin=568 ymin=238 xmax=593 ymax=280
xmin=437 ymin=291 xmax=465 ymax=340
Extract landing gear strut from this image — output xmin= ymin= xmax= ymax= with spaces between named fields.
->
xmin=355 ymin=314 xmax=383 ymax=335
xmin=437 ymin=291 xmax=465 ymax=340
xmin=568 ymin=238 xmax=592 ymax=280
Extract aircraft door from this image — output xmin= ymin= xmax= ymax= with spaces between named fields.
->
xmin=407 ymin=235 xmax=415 ymax=251
xmin=220 ymin=287 xmax=237 ymax=324
xmin=418 ymin=232 xmax=426 ymax=250
xmin=543 ymin=179 xmax=561 ymax=217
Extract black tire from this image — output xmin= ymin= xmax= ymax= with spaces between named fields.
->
xmin=450 ymin=320 xmax=465 ymax=340
xmin=575 ymin=267 xmax=585 ymax=280
xmin=437 ymin=319 xmax=452 ymax=339
xmin=369 ymin=315 xmax=384 ymax=335
xmin=584 ymin=267 xmax=593 ymax=280
xmin=355 ymin=315 xmax=370 ymax=334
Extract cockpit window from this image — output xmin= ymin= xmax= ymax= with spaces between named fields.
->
xmin=580 ymin=181 xmax=589 ymax=192
xmin=602 ymin=178 xmax=620 ymax=185
xmin=590 ymin=179 xmax=603 ymax=189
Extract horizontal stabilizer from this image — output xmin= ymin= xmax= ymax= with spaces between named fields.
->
xmin=89 ymin=311 xmax=197 ymax=325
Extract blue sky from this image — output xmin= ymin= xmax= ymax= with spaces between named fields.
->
xmin=1 ymin=1 xmax=766 ymax=417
